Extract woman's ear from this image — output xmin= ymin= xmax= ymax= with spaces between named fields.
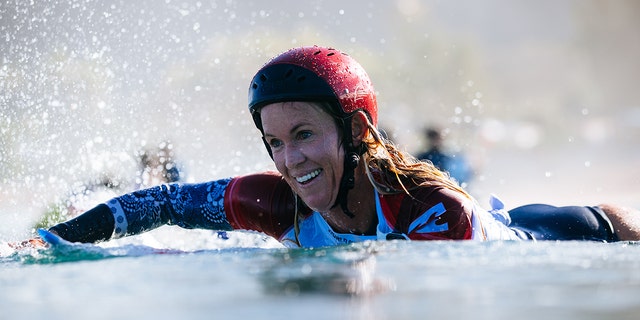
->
xmin=351 ymin=111 xmax=369 ymax=147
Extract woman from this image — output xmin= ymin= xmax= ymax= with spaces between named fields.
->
xmin=19 ymin=46 xmax=640 ymax=248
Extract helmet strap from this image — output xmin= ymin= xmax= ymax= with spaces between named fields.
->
xmin=333 ymin=115 xmax=362 ymax=219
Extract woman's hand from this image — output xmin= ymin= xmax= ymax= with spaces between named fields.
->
xmin=8 ymin=237 xmax=48 ymax=249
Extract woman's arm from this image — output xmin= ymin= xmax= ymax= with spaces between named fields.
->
xmin=49 ymin=204 xmax=115 ymax=243
xmin=25 ymin=172 xmax=298 ymax=245
xmin=49 ymin=178 xmax=234 ymax=243
xmin=224 ymin=172 xmax=301 ymax=239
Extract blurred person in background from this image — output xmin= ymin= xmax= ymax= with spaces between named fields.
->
xmin=417 ymin=126 xmax=473 ymax=187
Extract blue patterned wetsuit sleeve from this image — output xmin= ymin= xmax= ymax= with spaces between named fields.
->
xmin=106 ymin=178 xmax=233 ymax=238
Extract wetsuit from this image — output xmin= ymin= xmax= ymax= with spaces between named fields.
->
xmin=49 ymin=172 xmax=619 ymax=247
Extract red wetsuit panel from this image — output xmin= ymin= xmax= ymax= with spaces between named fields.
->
xmin=223 ymin=172 xmax=303 ymax=239
xmin=380 ymin=186 xmax=473 ymax=240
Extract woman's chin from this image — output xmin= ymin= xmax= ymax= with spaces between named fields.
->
xmin=301 ymin=197 xmax=333 ymax=213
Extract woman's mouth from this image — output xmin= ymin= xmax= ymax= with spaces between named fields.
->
xmin=295 ymin=169 xmax=322 ymax=184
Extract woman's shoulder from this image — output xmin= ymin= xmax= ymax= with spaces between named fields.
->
xmin=408 ymin=184 xmax=473 ymax=209
xmin=379 ymin=185 xmax=474 ymax=239
xmin=379 ymin=185 xmax=473 ymax=221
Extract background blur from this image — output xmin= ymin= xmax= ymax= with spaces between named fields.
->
xmin=2 ymin=0 xmax=639 ymax=240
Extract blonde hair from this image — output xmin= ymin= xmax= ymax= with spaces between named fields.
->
xmin=361 ymin=115 xmax=471 ymax=199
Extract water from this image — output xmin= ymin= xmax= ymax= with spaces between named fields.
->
xmin=2 ymin=228 xmax=640 ymax=320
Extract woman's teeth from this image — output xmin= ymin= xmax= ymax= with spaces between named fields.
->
xmin=296 ymin=169 xmax=322 ymax=183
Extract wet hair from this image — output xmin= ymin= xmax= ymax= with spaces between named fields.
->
xmin=361 ymin=115 xmax=469 ymax=198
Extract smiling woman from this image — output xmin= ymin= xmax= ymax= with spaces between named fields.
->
xmin=14 ymin=45 xmax=640 ymax=249
xmin=261 ymin=102 xmax=346 ymax=214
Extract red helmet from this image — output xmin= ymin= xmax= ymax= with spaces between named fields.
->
xmin=248 ymin=46 xmax=378 ymax=127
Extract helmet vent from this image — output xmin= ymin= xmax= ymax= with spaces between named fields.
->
xmin=297 ymin=76 xmax=306 ymax=83
xmin=259 ymin=74 xmax=267 ymax=82
xmin=284 ymin=68 xmax=293 ymax=78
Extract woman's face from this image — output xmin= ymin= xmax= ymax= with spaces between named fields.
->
xmin=260 ymin=101 xmax=344 ymax=213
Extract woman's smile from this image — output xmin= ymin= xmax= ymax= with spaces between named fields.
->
xmin=295 ymin=168 xmax=323 ymax=184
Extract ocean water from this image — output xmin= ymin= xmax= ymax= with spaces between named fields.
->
xmin=2 ymin=227 xmax=640 ymax=320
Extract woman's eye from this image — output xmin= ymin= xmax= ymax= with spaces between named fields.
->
xmin=268 ymin=139 xmax=282 ymax=148
xmin=298 ymin=131 xmax=312 ymax=140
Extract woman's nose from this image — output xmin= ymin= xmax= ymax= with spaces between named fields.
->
xmin=284 ymin=144 xmax=305 ymax=168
